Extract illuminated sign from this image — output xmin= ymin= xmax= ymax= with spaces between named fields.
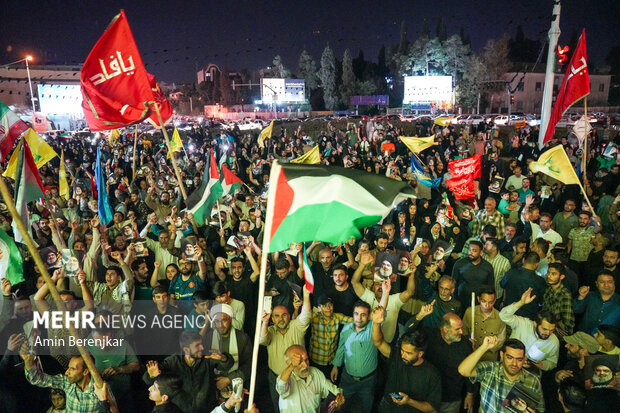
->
xmin=37 ymin=84 xmax=83 ymax=115
xmin=261 ymin=78 xmax=306 ymax=103
xmin=403 ymin=76 xmax=452 ymax=105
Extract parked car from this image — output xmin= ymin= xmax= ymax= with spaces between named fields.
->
xmin=492 ymin=115 xmax=510 ymax=125
xmin=460 ymin=115 xmax=485 ymax=126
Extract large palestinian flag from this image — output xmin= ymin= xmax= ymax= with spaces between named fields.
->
xmin=267 ymin=163 xmax=415 ymax=252
xmin=187 ymin=149 xmax=223 ymax=225
xmin=12 ymin=140 xmax=45 ymax=244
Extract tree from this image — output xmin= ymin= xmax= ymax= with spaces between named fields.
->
xmin=272 ymin=55 xmax=291 ymax=78
xmin=318 ymin=44 xmax=338 ymax=110
xmin=398 ymin=21 xmax=409 ymax=55
xmin=436 ymin=17 xmax=447 ymax=42
xmin=421 ymin=19 xmax=430 ymax=38
xmin=340 ymin=49 xmax=356 ymax=106
xmin=219 ymin=65 xmax=231 ymax=106
xmin=508 ymin=25 xmax=541 ymax=62
xmin=459 ymin=26 xmax=471 ymax=46
xmin=377 ymin=45 xmax=387 ymax=77
xmin=297 ymin=49 xmax=318 ymax=93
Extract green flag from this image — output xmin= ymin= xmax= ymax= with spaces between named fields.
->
xmin=0 ymin=229 xmax=24 ymax=285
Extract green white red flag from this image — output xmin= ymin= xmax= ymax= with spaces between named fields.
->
xmin=302 ymin=245 xmax=314 ymax=293
xmin=266 ymin=163 xmax=415 ymax=252
xmin=220 ymin=164 xmax=244 ymax=196
xmin=186 ymin=149 xmax=223 ymax=225
xmin=0 ymin=100 xmax=29 ymax=161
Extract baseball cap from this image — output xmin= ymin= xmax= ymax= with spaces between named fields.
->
xmin=564 ymin=331 xmax=600 ymax=354
xmin=317 ymin=295 xmax=333 ymax=306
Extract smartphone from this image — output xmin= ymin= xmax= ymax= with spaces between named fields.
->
xmin=263 ymin=296 xmax=272 ymax=314
xmin=415 ymin=237 xmax=423 ymax=247
xmin=390 ymin=392 xmax=403 ymax=400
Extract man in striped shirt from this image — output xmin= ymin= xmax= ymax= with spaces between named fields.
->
xmin=483 ymin=238 xmax=511 ymax=302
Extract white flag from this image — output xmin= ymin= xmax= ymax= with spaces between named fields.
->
xmin=571 ymin=115 xmax=592 ymax=149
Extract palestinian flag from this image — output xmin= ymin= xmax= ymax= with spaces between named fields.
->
xmin=187 ymin=149 xmax=223 ymax=225
xmin=221 ymin=164 xmax=244 ymax=196
xmin=266 ymin=163 xmax=415 ymax=252
xmin=12 ymin=140 xmax=45 ymax=245
xmin=0 ymin=100 xmax=29 ymax=161
xmin=302 ymin=245 xmax=314 ymax=293
xmin=0 ymin=229 xmax=24 ymax=285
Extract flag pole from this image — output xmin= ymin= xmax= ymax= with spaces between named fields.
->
xmin=470 ymin=292 xmax=475 ymax=342
xmin=575 ymin=178 xmax=597 ymax=219
xmin=153 ymin=104 xmax=188 ymax=200
xmin=0 ymin=177 xmax=119 ymax=412
xmin=132 ymin=125 xmax=138 ymax=180
xmin=216 ymin=200 xmax=223 ymax=230
xmin=247 ymin=160 xmax=280 ymax=409
xmin=581 ymin=97 xmax=588 ymax=188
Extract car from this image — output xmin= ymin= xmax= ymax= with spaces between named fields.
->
xmin=400 ymin=114 xmax=417 ymax=122
xmin=451 ymin=115 xmax=470 ymax=125
xmin=492 ymin=115 xmax=510 ymax=126
xmin=460 ymin=115 xmax=485 ymax=126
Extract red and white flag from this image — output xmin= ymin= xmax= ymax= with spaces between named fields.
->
xmin=541 ymin=29 xmax=590 ymax=147
xmin=81 ymin=10 xmax=169 ymax=131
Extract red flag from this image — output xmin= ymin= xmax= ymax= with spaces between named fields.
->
xmin=541 ymin=29 xmax=590 ymax=146
xmin=146 ymin=73 xmax=173 ymax=127
xmin=80 ymin=10 xmax=156 ymax=131
xmin=449 ymin=154 xmax=481 ymax=179
xmin=446 ymin=176 xmax=474 ymax=200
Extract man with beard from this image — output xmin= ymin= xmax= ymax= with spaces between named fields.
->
xmin=458 ymin=337 xmax=545 ymax=413
xmin=352 ymin=251 xmax=415 ymax=343
xmin=309 ymin=296 xmax=352 ymax=378
xmin=331 ymin=301 xmax=377 ymax=413
xmin=260 ymin=285 xmax=311 ymax=413
xmin=574 ymin=272 xmax=620 ymax=334
xmin=145 ymin=184 xmax=180 ymax=225
xmin=144 ymin=227 xmax=180 ymax=281
xmin=371 ymin=307 xmax=442 ymax=413
xmin=471 ymin=197 xmax=505 ymax=240
xmin=535 ymin=213 xmax=563 ymax=248
xmin=500 ymin=288 xmax=560 ymax=372
xmin=452 ymin=241 xmax=495 ymax=307
xmin=483 ymin=238 xmax=511 ymax=303
xmin=144 ymin=331 xmax=233 ymax=412
xmin=567 ymin=210 xmax=601 ymax=284
xmin=462 ymin=286 xmax=506 ymax=362
xmin=305 ymin=243 xmax=354 ymax=305
xmin=543 ymin=263 xmax=575 ymax=337
xmin=87 ymin=251 xmax=134 ymax=316
xmin=266 ymin=259 xmax=302 ymax=314
xmin=277 ymin=345 xmax=345 ymax=413
xmin=131 ymin=258 xmax=154 ymax=301
xmin=202 ymin=304 xmax=252 ymax=401
xmin=324 ymin=264 xmax=358 ymax=316
xmin=499 ymin=223 xmax=517 ymax=253
xmin=555 ymin=331 xmax=601 ymax=385
xmin=584 ymin=360 xmax=620 ymax=410
xmin=413 ymin=276 xmax=462 ymax=330
xmin=553 ymin=199 xmax=579 ymax=243
xmin=128 ymin=190 xmax=151 ymax=229
xmin=168 ymin=256 xmax=207 ymax=314
xmin=592 ymin=247 xmax=620 ymax=285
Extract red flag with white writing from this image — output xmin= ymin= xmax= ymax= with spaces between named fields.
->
xmin=448 ymin=154 xmax=481 ymax=179
xmin=146 ymin=73 xmax=173 ymax=128
xmin=80 ymin=10 xmax=155 ymax=131
xmin=446 ymin=176 xmax=474 ymax=200
xmin=541 ymin=29 xmax=590 ymax=147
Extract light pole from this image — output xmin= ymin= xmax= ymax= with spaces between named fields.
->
xmin=2 ymin=55 xmax=36 ymax=113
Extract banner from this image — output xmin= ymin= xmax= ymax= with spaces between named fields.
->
xmin=446 ymin=176 xmax=474 ymax=199
xmin=449 ymin=154 xmax=481 ymax=179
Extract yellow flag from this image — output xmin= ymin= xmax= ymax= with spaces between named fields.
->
xmin=257 ymin=121 xmax=274 ymax=149
xmin=529 ymin=145 xmax=580 ymax=185
xmin=434 ymin=115 xmax=454 ymax=127
xmin=167 ymin=127 xmax=184 ymax=159
xmin=399 ymin=136 xmax=437 ymax=153
xmin=3 ymin=128 xmax=58 ymax=179
xmin=59 ymin=150 xmax=69 ymax=200
xmin=107 ymin=129 xmax=120 ymax=145
xmin=291 ymin=145 xmax=321 ymax=164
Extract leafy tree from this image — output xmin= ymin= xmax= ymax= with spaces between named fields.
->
xmin=219 ymin=65 xmax=231 ymax=106
xmin=436 ymin=17 xmax=447 ymax=42
xmin=318 ymin=44 xmax=338 ymax=110
xmin=340 ymin=49 xmax=356 ymax=106
xmin=297 ymin=49 xmax=318 ymax=93
xmin=508 ymin=25 xmax=541 ymax=62
xmin=272 ymin=55 xmax=291 ymax=78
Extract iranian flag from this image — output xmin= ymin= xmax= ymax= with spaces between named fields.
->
xmin=266 ymin=163 xmax=415 ymax=252
xmin=302 ymin=245 xmax=314 ymax=293
xmin=221 ymin=163 xmax=244 ymax=196
xmin=12 ymin=140 xmax=45 ymax=245
xmin=187 ymin=149 xmax=223 ymax=225
xmin=0 ymin=100 xmax=29 ymax=161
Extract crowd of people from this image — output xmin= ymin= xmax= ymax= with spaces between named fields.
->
xmin=0 ymin=115 xmax=619 ymax=413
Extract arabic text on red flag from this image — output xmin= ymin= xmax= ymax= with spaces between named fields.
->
xmin=446 ymin=176 xmax=475 ymax=200
xmin=541 ymin=29 xmax=590 ymax=147
xmin=448 ymin=154 xmax=481 ymax=179
xmin=80 ymin=10 xmax=155 ymax=131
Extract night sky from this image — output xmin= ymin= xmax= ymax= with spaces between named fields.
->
xmin=2 ymin=0 xmax=618 ymax=83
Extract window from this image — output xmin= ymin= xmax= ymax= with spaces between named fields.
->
xmin=535 ymin=82 xmax=542 ymax=91
xmin=517 ymin=82 xmax=524 ymax=91
xmin=599 ymin=83 xmax=605 ymax=92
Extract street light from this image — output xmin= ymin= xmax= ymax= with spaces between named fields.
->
xmin=2 ymin=55 xmax=36 ymax=114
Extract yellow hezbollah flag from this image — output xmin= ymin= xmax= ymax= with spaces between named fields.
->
xmin=291 ymin=145 xmax=321 ymax=164
xmin=167 ymin=126 xmax=184 ymax=159
xmin=59 ymin=150 xmax=69 ymax=200
xmin=434 ymin=115 xmax=454 ymax=127
xmin=399 ymin=136 xmax=437 ymax=154
xmin=3 ymin=128 xmax=58 ymax=179
xmin=107 ymin=129 xmax=121 ymax=144
xmin=257 ymin=121 xmax=273 ymax=149
xmin=529 ymin=145 xmax=579 ymax=185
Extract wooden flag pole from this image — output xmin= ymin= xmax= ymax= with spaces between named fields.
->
xmin=132 ymin=124 xmax=138 ymax=180
xmin=247 ymin=161 xmax=280 ymax=409
xmin=581 ymin=97 xmax=588 ymax=188
xmin=0 ymin=177 xmax=118 ymax=412
xmin=153 ymin=104 xmax=188 ymax=200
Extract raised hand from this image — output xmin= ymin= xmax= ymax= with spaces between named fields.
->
xmin=371 ymin=306 xmax=386 ymax=324
xmin=7 ymin=333 xmax=25 ymax=352
xmin=146 ymin=360 xmax=161 ymax=378
xmin=482 ymin=335 xmax=500 ymax=350
xmin=417 ymin=299 xmax=435 ymax=320
xmin=578 ymin=286 xmax=590 ymax=299
xmin=1 ymin=278 xmax=12 ymax=296
xmin=519 ymin=288 xmax=536 ymax=306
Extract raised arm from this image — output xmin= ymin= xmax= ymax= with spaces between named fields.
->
xmin=458 ymin=336 xmax=499 ymax=378
xmin=352 ymin=252 xmax=373 ymax=298
xmin=398 ymin=271 xmax=416 ymax=303
xmin=371 ymin=306 xmax=391 ymax=358
xmin=150 ymin=260 xmax=162 ymax=288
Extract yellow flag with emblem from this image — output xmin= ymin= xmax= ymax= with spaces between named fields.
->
xmin=434 ymin=115 xmax=454 ymax=127
xmin=167 ymin=126 xmax=184 ymax=159
xmin=257 ymin=121 xmax=274 ymax=149
xmin=3 ymin=128 xmax=58 ymax=179
xmin=107 ymin=129 xmax=121 ymax=144
xmin=529 ymin=145 xmax=579 ymax=185
xmin=291 ymin=145 xmax=321 ymax=164
xmin=59 ymin=150 xmax=69 ymax=200
xmin=399 ymin=136 xmax=437 ymax=153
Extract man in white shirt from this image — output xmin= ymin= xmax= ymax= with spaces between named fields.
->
xmin=499 ymin=288 xmax=559 ymax=372
xmin=535 ymin=213 xmax=563 ymax=248
xmin=277 ymin=345 xmax=344 ymax=413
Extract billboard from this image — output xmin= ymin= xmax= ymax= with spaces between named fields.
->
xmin=403 ymin=76 xmax=452 ymax=105
xmin=350 ymin=95 xmax=389 ymax=106
xmin=38 ymin=84 xmax=83 ymax=115
xmin=261 ymin=78 xmax=305 ymax=103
